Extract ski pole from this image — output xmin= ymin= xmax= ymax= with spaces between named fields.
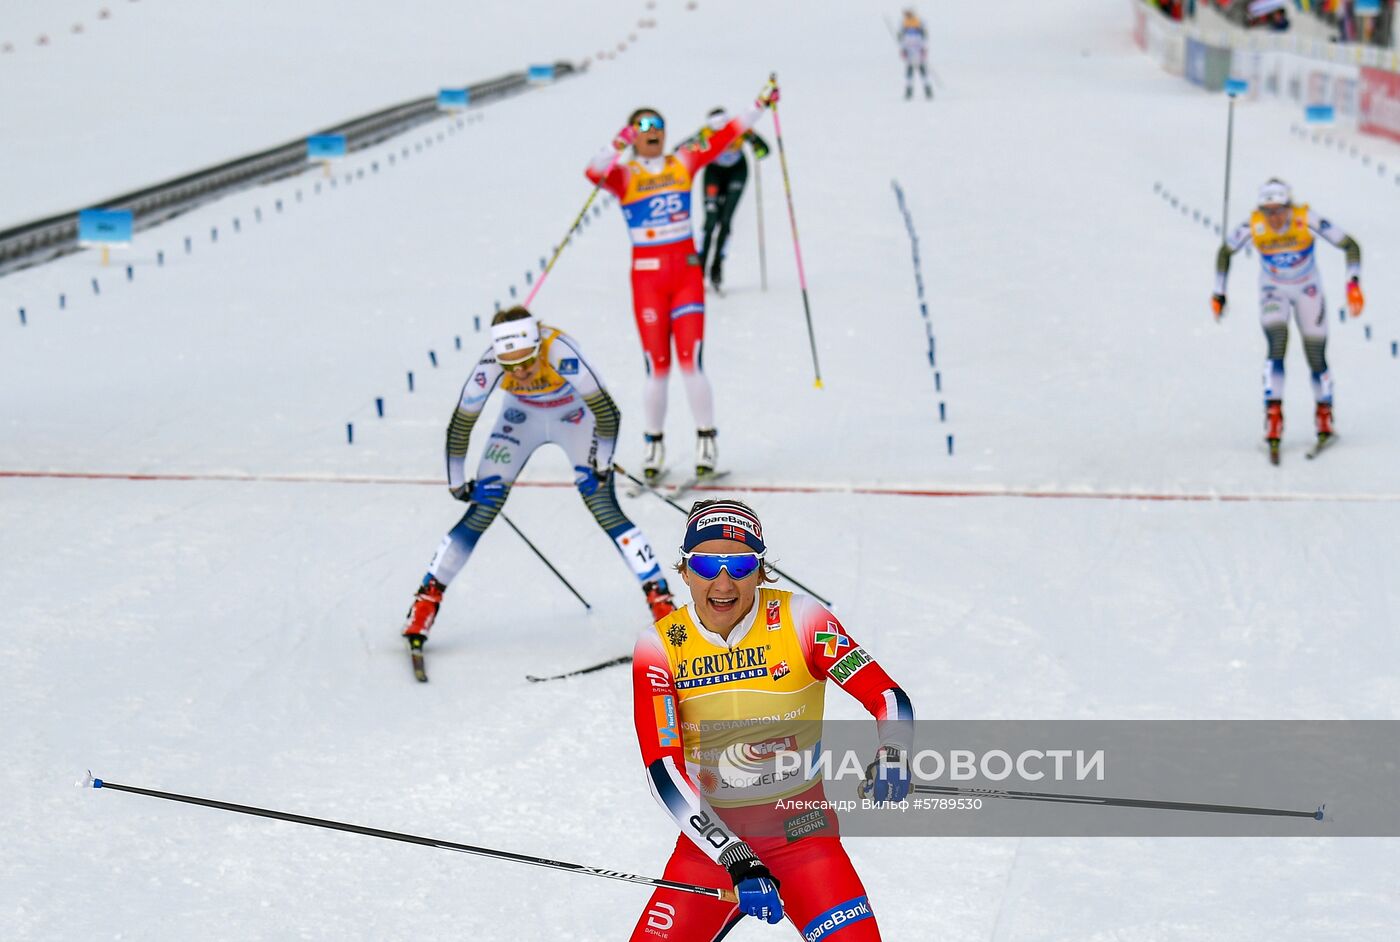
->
xmin=613 ymin=463 xmax=832 ymax=607
xmin=754 ymin=151 xmax=768 ymax=292
xmin=84 ymin=774 xmax=737 ymax=901
xmin=768 ymin=73 xmax=824 ymax=390
xmin=500 ymin=511 xmax=591 ymax=611
xmin=524 ymin=149 xmax=623 ymax=308
xmin=911 ymin=783 xmax=1323 ymax=820
xmin=527 ymin=653 xmax=633 ymax=683
xmin=1221 ymin=86 xmax=1238 ymax=251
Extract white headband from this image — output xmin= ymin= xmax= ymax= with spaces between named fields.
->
xmin=491 ymin=317 xmax=540 ymax=360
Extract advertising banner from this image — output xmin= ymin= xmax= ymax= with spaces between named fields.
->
xmin=1360 ymin=65 xmax=1400 ymax=143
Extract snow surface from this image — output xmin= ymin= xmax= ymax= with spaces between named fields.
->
xmin=2 ymin=0 xmax=1399 ymax=938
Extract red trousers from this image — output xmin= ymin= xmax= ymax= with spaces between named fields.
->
xmin=629 ymin=835 xmax=881 ymax=941
xmin=631 ymin=245 xmax=706 ymax=376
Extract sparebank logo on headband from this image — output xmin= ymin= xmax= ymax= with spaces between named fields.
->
xmin=696 ymin=512 xmax=761 ymax=538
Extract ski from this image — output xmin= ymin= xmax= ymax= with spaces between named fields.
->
xmin=407 ymin=636 xmax=428 ymax=683
xmin=667 ymin=469 xmax=730 ymax=501
xmin=625 ymin=469 xmax=669 ymax=499
xmin=1305 ymin=433 xmax=1337 ymax=460
xmin=526 ymin=654 xmax=632 ymax=683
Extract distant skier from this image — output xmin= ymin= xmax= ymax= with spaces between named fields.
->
xmin=629 ymin=499 xmax=914 ymax=939
xmin=401 ymin=307 xmax=676 ymax=657
xmin=1213 ymin=178 xmax=1363 ymax=463
xmin=897 ymin=9 xmax=933 ymax=100
xmin=584 ymin=78 xmax=779 ymax=484
xmin=681 ymin=107 xmax=770 ymax=294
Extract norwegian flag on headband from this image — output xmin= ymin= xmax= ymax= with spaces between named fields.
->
xmin=682 ymin=501 xmax=766 ymax=553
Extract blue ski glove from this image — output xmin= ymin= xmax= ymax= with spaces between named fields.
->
xmin=727 ymin=857 xmax=783 ymax=924
xmin=452 ymin=475 xmax=506 ymax=507
xmin=863 ymin=745 xmax=911 ymax=803
xmin=574 ymin=464 xmax=602 ymax=497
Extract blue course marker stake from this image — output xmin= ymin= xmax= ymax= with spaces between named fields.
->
xmin=1339 ymin=308 xmax=1346 ymax=324
xmin=946 ymin=434 xmax=954 ymax=456
xmin=255 ymin=207 xmax=262 ymax=222
xmin=934 ymin=371 xmax=941 ymax=392
xmin=184 ymin=237 xmax=192 ymax=253
xmin=429 ymin=350 xmax=438 ymax=367
xmin=157 ymin=250 xmax=164 ymax=266
xmin=1393 ymin=341 xmax=1398 ymax=358
xmin=525 ymin=270 xmax=533 ymax=286
xmin=474 ymin=315 xmax=481 ymax=332
xmin=18 ymin=307 xmax=26 ymax=325
xmin=211 ymin=227 xmax=218 ymax=242
xmin=276 ymin=199 xmax=283 ymax=212
xmin=126 ymin=265 xmax=133 ymax=281
xmin=920 ymin=302 xmax=928 ymax=318
xmin=540 ymin=257 xmax=547 ymax=271
xmin=347 ymin=423 xmax=354 ymax=444
xmin=928 ymin=337 xmax=936 ymax=367
xmin=1364 ymin=325 xmax=1371 ymax=340
xmin=494 ymin=300 xmax=501 ymax=312
xmin=233 ymin=218 xmax=241 ymax=233
xmin=509 ymin=285 xmax=517 ymax=298
xmin=375 ymin=397 xmax=384 ymax=418
xmin=91 ymin=277 xmax=100 ymax=295
xmin=939 ymin=402 xmax=946 ymax=422
xmin=408 ymin=371 xmax=415 ymax=392
xmin=59 ymin=293 xmax=66 ymax=309
xmin=455 ymin=335 xmax=462 ymax=350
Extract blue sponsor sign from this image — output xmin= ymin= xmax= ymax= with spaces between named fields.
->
xmin=1225 ymin=78 xmax=1249 ymax=96
xmin=527 ymin=64 xmax=555 ymax=83
xmin=306 ymin=134 xmax=347 ymax=159
xmin=437 ymin=87 xmax=469 ymax=108
xmin=504 ymin=407 xmax=527 ymax=423
xmin=1305 ymin=104 xmax=1336 ymax=124
xmin=77 ymin=209 xmax=134 ymax=245
xmin=1356 ymin=0 xmax=1381 ymax=15
xmin=558 ymin=357 xmax=579 ymax=375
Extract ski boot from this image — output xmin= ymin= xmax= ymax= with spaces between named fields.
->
xmin=709 ymin=258 xmax=724 ymax=294
xmin=643 ymin=433 xmax=665 ymax=483
xmin=402 ymin=576 xmax=446 ymax=643
xmin=696 ymin=428 xmax=718 ymax=477
xmin=1265 ymin=401 xmax=1283 ymax=465
xmin=644 ymin=578 xmax=677 ymax=620
xmin=1315 ymin=402 xmax=1333 ymax=442
xmin=924 ymin=83 xmax=934 ymax=100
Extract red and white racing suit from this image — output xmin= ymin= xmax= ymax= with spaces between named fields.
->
xmin=630 ymin=588 xmax=915 ymax=940
xmin=585 ymin=106 xmax=763 ymax=435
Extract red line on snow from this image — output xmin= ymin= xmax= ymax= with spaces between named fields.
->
xmin=1 ymin=468 xmax=1395 ymax=503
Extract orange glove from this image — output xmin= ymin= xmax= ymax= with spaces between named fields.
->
xmin=1211 ymin=293 xmax=1226 ymax=321
xmin=1346 ymin=277 xmax=1364 ymax=318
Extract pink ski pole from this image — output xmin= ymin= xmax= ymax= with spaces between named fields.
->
xmin=524 ymin=147 xmax=623 ymax=308
xmin=768 ymin=74 xmax=823 ymax=389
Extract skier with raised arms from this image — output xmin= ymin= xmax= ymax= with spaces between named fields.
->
xmin=1213 ymin=178 xmax=1363 ymax=462
xmin=630 ymin=499 xmax=914 ymax=939
xmin=400 ymin=307 xmax=676 ymax=661
xmin=585 ymin=79 xmax=779 ymax=485
xmin=681 ymin=107 xmax=770 ymax=294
